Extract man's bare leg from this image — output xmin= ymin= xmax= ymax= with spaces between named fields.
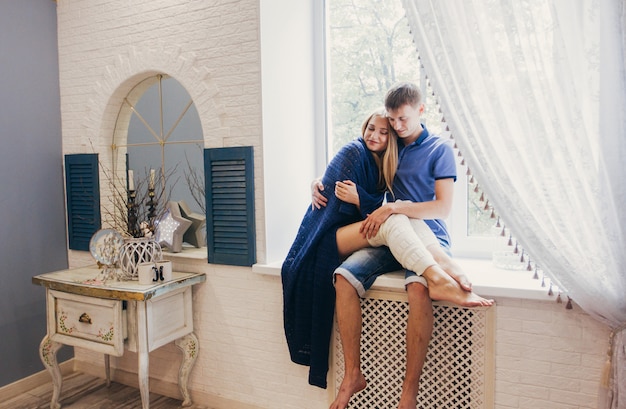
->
xmin=330 ymin=276 xmax=367 ymax=409
xmin=398 ymin=282 xmax=433 ymax=409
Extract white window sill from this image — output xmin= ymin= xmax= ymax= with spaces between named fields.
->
xmin=161 ymin=246 xmax=208 ymax=260
xmin=253 ymin=257 xmax=557 ymax=301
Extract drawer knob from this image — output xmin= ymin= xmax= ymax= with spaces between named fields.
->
xmin=79 ymin=313 xmax=92 ymax=324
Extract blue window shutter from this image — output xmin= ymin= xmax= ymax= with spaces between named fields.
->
xmin=65 ymin=154 xmax=101 ymax=251
xmin=204 ymin=146 xmax=256 ymax=266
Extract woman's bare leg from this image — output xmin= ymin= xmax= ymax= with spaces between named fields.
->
xmin=336 ymin=221 xmax=369 ymax=258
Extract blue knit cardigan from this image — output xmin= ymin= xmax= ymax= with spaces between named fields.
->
xmin=281 ymin=138 xmax=384 ymax=388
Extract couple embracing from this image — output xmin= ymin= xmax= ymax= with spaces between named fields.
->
xmin=282 ymin=82 xmax=493 ymax=409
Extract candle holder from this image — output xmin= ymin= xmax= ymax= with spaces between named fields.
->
xmin=127 ymin=189 xmax=141 ymax=238
xmin=147 ymin=187 xmax=156 ymax=233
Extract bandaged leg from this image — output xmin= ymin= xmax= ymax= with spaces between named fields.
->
xmin=368 ymin=214 xmax=436 ymax=276
xmin=369 ymin=215 xmax=494 ymax=307
xmin=409 ymin=218 xmax=439 ymax=248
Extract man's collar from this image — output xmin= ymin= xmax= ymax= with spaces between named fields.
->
xmin=415 ymin=124 xmax=429 ymax=145
xmin=398 ymin=124 xmax=429 ymax=150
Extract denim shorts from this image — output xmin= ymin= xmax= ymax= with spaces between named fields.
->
xmin=334 ymin=246 xmax=428 ymax=297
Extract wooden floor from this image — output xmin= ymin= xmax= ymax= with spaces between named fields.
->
xmin=0 ymin=372 xmax=211 ymax=409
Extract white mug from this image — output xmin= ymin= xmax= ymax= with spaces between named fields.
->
xmin=137 ymin=262 xmax=156 ymax=285
xmin=156 ymin=260 xmax=172 ymax=282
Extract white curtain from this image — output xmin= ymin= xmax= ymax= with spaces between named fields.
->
xmin=401 ymin=0 xmax=626 ymax=406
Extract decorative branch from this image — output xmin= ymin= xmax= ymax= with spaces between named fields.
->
xmin=183 ymin=152 xmax=206 ymax=214
xmin=99 ymin=162 xmax=177 ymax=238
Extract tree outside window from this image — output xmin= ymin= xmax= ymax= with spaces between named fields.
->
xmin=327 ymin=0 xmax=493 ymax=238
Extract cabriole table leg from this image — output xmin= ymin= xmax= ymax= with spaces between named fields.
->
xmin=175 ymin=332 xmax=199 ymax=407
xmin=39 ymin=335 xmax=63 ymax=409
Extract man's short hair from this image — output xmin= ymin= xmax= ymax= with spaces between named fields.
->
xmin=384 ymin=82 xmax=422 ymax=111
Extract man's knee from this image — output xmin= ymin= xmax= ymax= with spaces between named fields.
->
xmin=406 ymin=282 xmax=431 ymax=306
xmin=335 ymin=274 xmax=356 ymax=293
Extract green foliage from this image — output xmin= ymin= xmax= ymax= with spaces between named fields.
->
xmin=328 ymin=0 xmax=440 ymax=154
xmin=330 ymin=0 xmax=493 ymax=236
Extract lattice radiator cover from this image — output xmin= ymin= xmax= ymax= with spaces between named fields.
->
xmin=332 ymin=291 xmax=495 ymax=408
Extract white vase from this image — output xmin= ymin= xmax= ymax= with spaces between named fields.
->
xmin=118 ymin=237 xmax=162 ymax=280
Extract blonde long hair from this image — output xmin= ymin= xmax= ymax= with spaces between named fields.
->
xmin=360 ymin=107 xmax=398 ymax=196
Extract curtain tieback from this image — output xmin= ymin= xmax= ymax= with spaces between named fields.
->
xmin=601 ymin=322 xmax=626 ymax=388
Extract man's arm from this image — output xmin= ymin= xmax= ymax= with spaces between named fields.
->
xmin=311 ymin=177 xmax=328 ymax=209
xmin=311 ymin=178 xmax=362 ymax=209
xmin=360 ymin=178 xmax=454 ymax=238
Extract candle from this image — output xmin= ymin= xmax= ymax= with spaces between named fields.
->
xmin=128 ymin=170 xmax=135 ymax=191
xmin=149 ymin=169 xmax=155 ymax=190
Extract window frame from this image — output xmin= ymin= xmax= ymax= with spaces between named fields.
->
xmin=322 ymin=0 xmax=494 ymax=260
xmin=448 ymin=169 xmax=496 ymax=259
xmin=258 ymin=0 xmax=495 ymax=265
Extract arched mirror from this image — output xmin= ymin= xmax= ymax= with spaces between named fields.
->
xmin=111 ymin=74 xmax=205 ymax=245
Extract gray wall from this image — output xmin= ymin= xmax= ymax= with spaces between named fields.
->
xmin=0 ymin=0 xmax=71 ymax=387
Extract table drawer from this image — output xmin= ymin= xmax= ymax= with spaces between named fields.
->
xmin=47 ymin=289 xmax=124 ymax=356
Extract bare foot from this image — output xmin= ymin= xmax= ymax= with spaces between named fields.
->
xmin=422 ymin=265 xmax=494 ymax=307
xmin=330 ymin=372 xmax=366 ymax=409
xmin=452 ymin=272 xmax=473 ymax=292
xmin=440 ymin=261 xmax=473 ymax=292
xmin=427 ymin=245 xmax=473 ymax=292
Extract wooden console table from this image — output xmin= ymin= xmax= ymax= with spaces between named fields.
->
xmin=32 ymin=266 xmax=206 ymax=409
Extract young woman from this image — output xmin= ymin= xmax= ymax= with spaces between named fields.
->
xmin=281 ymin=108 xmax=397 ymax=388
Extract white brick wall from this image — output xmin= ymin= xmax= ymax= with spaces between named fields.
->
xmin=494 ymin=298 xmax=609 ymax=409
xmin=58 ymin=1 xmax=611 ymax=408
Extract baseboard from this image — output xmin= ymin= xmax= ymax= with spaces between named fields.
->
xmin=0 ymin=359 xmax=76 ymax=400
xmin=74 ymin=360 xmax=265 ymax=409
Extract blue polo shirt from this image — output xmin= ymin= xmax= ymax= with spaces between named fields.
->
xmin=392 ymin=124 xmax=456 ymax=248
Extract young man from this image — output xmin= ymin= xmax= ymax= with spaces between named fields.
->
xmin=326 ymin=82 xmax=493 ymax=409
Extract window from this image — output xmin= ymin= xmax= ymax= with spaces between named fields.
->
xmin=114 ymin=74 xmax=205 ymax=225
xmin=260 ymin=0 xmax=498 ymax=264
xmin=326 ymin=0 xmax=442 ymax=155
xmin=326 ymin=0 xmax=495 ymax=258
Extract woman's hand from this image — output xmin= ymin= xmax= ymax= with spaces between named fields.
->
xmin=360 ymin=203 xmax=394 ymax=238
xmin=335 ymin=180 xmax=360 ymax=206
xmin=311 ymin=177 xmax=328 ymax=210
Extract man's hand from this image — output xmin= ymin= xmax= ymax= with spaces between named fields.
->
xmin=360 ymin=204 xmax=394 ymax=239
xmin=334 ymin=180 xmax=359 ymax=206
xmin=311 ymin=177 xmax=328 ymax=210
